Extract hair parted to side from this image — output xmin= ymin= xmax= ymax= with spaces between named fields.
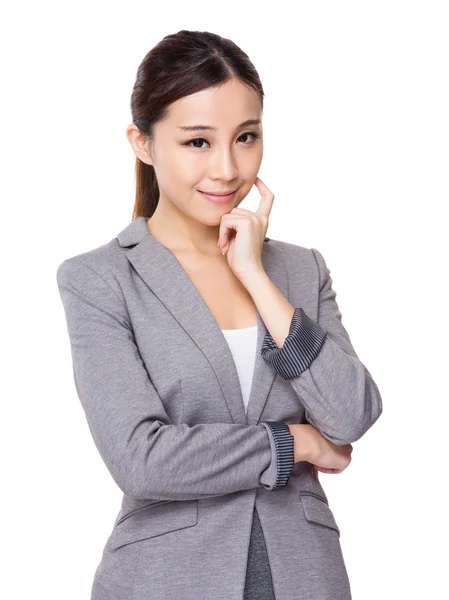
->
xmin=130 ymin=30 xmax=265 ymax=220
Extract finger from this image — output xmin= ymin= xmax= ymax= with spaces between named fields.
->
xmin=313 ymin=466 xmax=341 ymax=474
xmin=230 ymin=206 xmax=267 ymax=241
xmin=218 ymin=215 xmax=247 ymax=251
xmin=254 ymin=176 xmax=275 ymax=218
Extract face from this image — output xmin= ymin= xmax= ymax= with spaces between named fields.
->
xmin=127 ymin=78 xmax=263 ymax=227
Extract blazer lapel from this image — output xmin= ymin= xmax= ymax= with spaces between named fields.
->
xmin=116 ymin=216 xmax=290 ymax=426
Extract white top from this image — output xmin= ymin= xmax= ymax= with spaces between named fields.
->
xmin=220 ymin=325 xmax=258 ymax=414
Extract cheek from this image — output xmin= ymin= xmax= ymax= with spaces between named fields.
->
xmin=176 ymin=155 xmax=204 ymax=187
xmin=158 ymin=154 xmax=198 ymax=188
xmin=230 ymin=152 xmax=263 ymax=197
xmin=242 ymin=154 xmax=263 ymax=178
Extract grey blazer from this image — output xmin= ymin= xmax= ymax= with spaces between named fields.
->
xmin=56 ymin=216 xmax=383 ymax=600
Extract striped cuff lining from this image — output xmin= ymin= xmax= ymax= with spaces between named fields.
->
xmin=261 ymin=421 xmax=295 ymax=490
xmin=261 ymin=307 xmax=327 ymax=380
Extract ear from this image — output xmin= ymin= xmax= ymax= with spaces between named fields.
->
xmin=126 ymin=124 xmax=153 ymax=166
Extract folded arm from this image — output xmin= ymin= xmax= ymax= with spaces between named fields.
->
xmin=260 ymin=247 xmax=383 ymax=445
xmin=56 ymin=258 xmax=294 ymax=501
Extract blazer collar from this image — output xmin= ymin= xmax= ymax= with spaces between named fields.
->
xmin=117 ymin=216 xmax=289 ymax=426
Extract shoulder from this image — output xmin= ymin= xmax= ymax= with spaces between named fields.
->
xmin=56 ymin=236 xmax=128 ymax=303
xmin=265 ymin=237 xmax=327 ymax=276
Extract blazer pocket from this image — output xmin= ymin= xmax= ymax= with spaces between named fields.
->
xmin=299 ymin=493 xmax=340 ymax=538
xmin=107 ymin=499 xmax=198 ymax=551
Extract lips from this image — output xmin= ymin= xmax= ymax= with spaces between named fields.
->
xmin=199 ymin=189 xmax=236 ymax=204
xmin=199 ymin=190 xmax=236 ymax=195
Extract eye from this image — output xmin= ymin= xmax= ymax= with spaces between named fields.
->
xmin=183 ymin=131 xmax=260 ymax=149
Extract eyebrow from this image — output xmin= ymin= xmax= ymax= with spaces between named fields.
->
xmin=177 ymin=119 xmax=261 ymax=132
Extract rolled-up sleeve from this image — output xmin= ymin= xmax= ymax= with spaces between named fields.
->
xmin=260 ymin=421 xmax=295 ymax=490
xmin=261 ymin=307 xmax=327 ymax=380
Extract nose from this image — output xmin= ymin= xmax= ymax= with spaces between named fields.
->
xmin=208 ymin=146 xmax=238 ymax=182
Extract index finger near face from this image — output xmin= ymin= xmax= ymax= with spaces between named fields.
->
xmin=254 ymin=177 xmax=275 ymax=218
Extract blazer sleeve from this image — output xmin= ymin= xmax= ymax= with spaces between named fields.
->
xmin=56 ymin=258 xmax=294 ymax=501
xmin=261 ymin=247 xmax=383 ymax=446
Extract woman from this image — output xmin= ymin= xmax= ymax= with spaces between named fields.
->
xmin=57 ymin=30 xmax=383 ymax=600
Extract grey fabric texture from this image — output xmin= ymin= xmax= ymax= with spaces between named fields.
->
xmin=56 ymin=216 xmax=383 ymax=600
xmin=243 ymin=508 xmax=276 ymax=600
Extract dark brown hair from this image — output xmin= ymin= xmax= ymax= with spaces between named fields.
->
xmin=129 ymin=30 xmax=264 ymax=220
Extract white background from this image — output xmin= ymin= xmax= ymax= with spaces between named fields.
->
xmin=1 ymin=1 xmax=447 ymax=598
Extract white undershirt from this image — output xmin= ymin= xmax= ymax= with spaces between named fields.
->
xmin=220 ymin=325 xmax=258 ymax=414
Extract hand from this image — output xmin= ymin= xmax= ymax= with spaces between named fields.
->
xmin=289 ymin=424 xmax=353 ymax=474
xmin=217 ymin=177 xmax=274 ymax=282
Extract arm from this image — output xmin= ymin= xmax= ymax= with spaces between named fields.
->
xmin=250 ymin=247 xmax=383 ymax=445
xmin=56 ymin=258 xmax=294 ymax=501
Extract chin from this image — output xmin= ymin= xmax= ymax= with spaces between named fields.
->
xmin=189 ymin=212 xmax=222 ymax=227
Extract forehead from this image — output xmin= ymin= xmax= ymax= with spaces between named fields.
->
xmin=164 ymin=79 xmax=262 ymax=130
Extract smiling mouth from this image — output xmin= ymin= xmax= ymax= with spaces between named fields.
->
xmin=199 ymin=190 xmax=237 ymax=195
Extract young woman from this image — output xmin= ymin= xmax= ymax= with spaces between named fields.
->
xmin=57 ymin=30 xmax=383 ymax=600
